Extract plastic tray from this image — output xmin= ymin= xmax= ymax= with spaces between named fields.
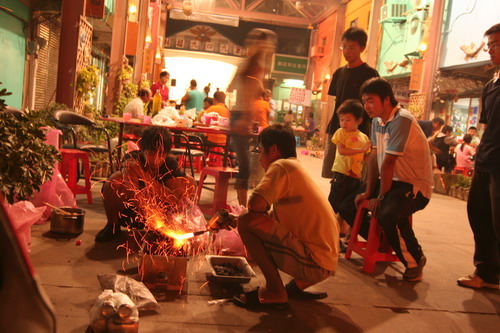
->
xmin=206 ymin=255 xmax=256 ymax=283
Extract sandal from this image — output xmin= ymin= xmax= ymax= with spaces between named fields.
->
xmin=285 ymin=280 xmax=328 ymax=300
xmin=232 ymin=288 xmax=288 ymax=310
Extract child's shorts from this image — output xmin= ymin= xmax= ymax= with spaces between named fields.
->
xmin=262 ymin=220 xmax=334 ymax=284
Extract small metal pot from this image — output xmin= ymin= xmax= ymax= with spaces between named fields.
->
xmin=50 ymin=207 xmax=85 ymax=234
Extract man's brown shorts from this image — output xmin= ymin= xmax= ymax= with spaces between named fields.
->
xmin=260 ymin=220 xmax=333 ymax=284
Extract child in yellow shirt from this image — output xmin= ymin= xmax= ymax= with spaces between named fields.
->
xmin=328 ymin=100 xmax=371 ymax=243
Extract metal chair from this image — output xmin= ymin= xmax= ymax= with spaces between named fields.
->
xmin=170 ymin=134 xmax=205 ymax=176
xmin=53 ymin=110 xmax=114 ymax=174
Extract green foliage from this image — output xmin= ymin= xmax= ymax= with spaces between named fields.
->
xmin=117 ymin=63 xmax=133 ymax=82
xmin=0 ymin=110 xmax=61 ymax=204
xmin=115 ymin=82 xmax=138 ymax=116
xmin=140 ymin=78 xmax=151 ymax=89
xmin=114 ymin=63 xmax=138 ymax=116
xmin=34 ymin=102 xmax=70 ymax=126
xmin=0 ymin=81 xmax=13 ymax=111
xmin=76 ymin=65 xmax=100 ymax=104
xmin=456 ymin=174 xmax=472 ymax=188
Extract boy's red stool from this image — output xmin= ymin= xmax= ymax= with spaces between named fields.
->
xmin=345 ymin=199 xmax=412 ymax=273
xmin=196 ymin=167 xmax=238 ymax=216
xmin=59 ymin=149 xmax=92 ymax=204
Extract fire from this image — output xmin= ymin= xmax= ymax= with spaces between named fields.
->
xmin=108 ymin=165 xmax=210 ymax=257
xmin=164 ymin=230 xmax=195 ymax=248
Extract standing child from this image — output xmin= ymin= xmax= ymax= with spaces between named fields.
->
xmin=327 ymin=100 xmax=371 ymax=249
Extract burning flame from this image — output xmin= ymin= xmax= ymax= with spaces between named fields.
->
xmin=105 ymin=144 xmax=212 ymax=261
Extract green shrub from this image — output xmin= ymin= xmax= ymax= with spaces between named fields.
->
xmin=0 ymin=111 xmax=61 ymax=203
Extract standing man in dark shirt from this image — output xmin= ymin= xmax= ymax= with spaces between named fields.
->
xmin=322 ymin=28 xmax=379 ymax=178
xmin=150 ymin=71 xmax=170 ymax=107
xmin=458 ymin=23 xmax=500 ymax=290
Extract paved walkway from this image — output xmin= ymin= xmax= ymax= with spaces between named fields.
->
xmin=29 ymin=151 xmax=499 ymax=332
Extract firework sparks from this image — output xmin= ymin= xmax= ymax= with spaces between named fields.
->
xmin=108 ymin=156 xmax=212 ymax=259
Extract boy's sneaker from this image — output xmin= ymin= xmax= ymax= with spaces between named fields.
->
xmin=403 ymin=255 xmax=427 ymax=282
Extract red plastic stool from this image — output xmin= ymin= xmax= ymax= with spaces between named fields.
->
xmin=345 ymin=200 xmax=412 ymax=273
xmin=196 ymin=167 xmax=239 ymax=216
xmin=206 ymin=147 xmax=227 ymax=167
xmin=59 ymin=149 xmax=92 ymax=204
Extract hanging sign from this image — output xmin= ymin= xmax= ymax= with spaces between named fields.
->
xmin=289 ymin=87 xmax=312 ymax=106
xmin=409 ymin=59 xmax=424 ymax=91
xmin=274 ymin=55 xmax=308 ymax=74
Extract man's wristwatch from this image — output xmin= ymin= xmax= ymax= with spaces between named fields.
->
xmin=377 ymin=194 xmax=385 ymax=201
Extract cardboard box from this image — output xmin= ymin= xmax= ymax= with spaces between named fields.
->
xmin=139 ymin=255 xmax=188 ymax=292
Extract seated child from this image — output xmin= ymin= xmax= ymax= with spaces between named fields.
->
xmin=327 ymin=100 xmax=371 ymax=247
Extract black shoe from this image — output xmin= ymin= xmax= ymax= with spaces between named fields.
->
xmin=339 ymin=239 xmax=348 ymax=254
xmin=95 ymin=224 xmax=122 ymax=242
xmin=403 ymin=255 xmax=427 ymax=281
xmin=285 ymin=280 xmax=328 ymax=300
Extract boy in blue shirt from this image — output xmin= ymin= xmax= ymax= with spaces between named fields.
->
xmin=328 ymin=100 xmax=371 ymax=245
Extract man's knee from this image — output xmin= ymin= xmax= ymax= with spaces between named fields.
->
xmin=377 ymin=209 xmax=399 ymax=229
xmin=237 ymin=212 xmax=273 ymax=234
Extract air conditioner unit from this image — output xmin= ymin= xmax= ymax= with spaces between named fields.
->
xmin=311 ymin=45 xmax=325 ymax=58
xmin=404 ymin=10 xmax=427 ymax=54
xmin=379 ymin=3 xmax=408 ymax=23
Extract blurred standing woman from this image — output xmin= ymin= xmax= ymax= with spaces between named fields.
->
xmin=454 ymin=134 xmax=476 ymax=174
xmin=227 ymin=28 xmax=277 ymax=206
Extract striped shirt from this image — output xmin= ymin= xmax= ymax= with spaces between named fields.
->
xmin=371 ymin=106 xmax=433 ymax=199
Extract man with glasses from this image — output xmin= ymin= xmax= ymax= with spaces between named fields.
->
xmin=322 ymin=27 xmax=379 ymax=179
xmin=458 ymin=23 xmax=500 ymax=290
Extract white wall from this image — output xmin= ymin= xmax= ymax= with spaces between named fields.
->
xmin=440 ymin=0 xmax=500 ymax=68
xmin=163 ymin=49 xmax=240 ymax=101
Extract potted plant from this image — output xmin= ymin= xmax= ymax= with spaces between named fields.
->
xmin=449 ymin=174 xmax=472 ymax=201
xmin=114 ymin=57 xmax=138 ymax=116
xmin=76 ymin=64 xmax=100 ymax=119
xmin=0 ymin=84 xmax=60 ymax=204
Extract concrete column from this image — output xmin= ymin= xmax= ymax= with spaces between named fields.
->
xmin=366 ymin=0 xmax=383 ymax=68
xmin=105 ymin=0 xmax=128 ymax=115
xmin=56 ymin=0 xmax=86 ymax=108
xmin=305 ymin=28 xmax=318 ymax=90
xmin=321 ymin=4 xmax=345 ymax=139
xmin=133 ymin=0 xmax=150 ymax=84
xmin=418 ymin=0 xmax=445 ymax=119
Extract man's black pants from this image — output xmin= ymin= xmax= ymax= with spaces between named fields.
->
xmin=338 ymin=181 xmax=429 ymax=267
xmin=467 ymin=170 xmax=500 ymax=284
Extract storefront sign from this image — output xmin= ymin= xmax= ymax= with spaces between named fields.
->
xmin=289 ymin=87 xmax=312 ymax=106
xmin=205 ymin=42 xmax=214 ymax=52
xmin=143 ymin=48 xmax=154 ymax=74
xmin=233 ymin=45 xmax=243 ymax=56
xmin=189 ymin=40 xmax=199 ymax=50
xmin=220 ymin=44 xmax=229 ymax=54
xmin=274 ymin=55 xmax=308 ymax=74
xmin=409 ymin=59 xmax=424 ymax=91
xmin=175 ymin=38 xmax=185 ymax=49
xmin=85 ymin=0 xmax=105 ymax=19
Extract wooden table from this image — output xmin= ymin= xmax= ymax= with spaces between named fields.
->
xmin=101 ymin=116 xmax=233 ymax=169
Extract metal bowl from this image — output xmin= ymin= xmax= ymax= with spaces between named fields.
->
xmin=50 ymin=207 xmax=85 ymax=235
